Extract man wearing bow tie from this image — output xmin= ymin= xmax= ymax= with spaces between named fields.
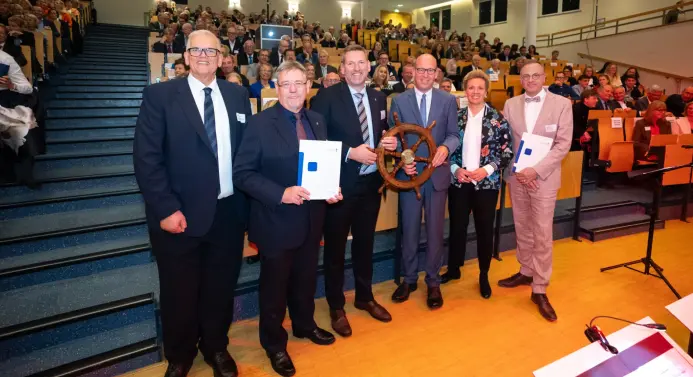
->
xmin=498 ymin=60 xmax=572 ymax=323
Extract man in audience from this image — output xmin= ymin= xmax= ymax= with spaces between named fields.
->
xmin=302 ymin=62 xmax=321 ymax=88
xmin=398 ymin=55 xmax=416 ymax=78
xmin=337 ymin=33 xmax=350 ymax=48
xmin=283 ymin=49 xmax=296 ymax=62
xmin=498 ymin=45 xmax=515 ymax=62
xmin=320 ymin=72 xmax=340 ymax=89
xmin=150 ymin=12 xmax=170 ymax=33
xmin=475 ymin=32 xmax=487 ymax=49
xmin=294 ymin=34 xmax=312 ymax=56
xmin=370 ymin=52 xmax=397 ymax=80
xmin=479 ymin=44 xmax=495 ymax=60
xmin=635 ymin=84 xmax=662 ymax=111
xmin=613 ymin=86 xmax=635 ymax=109
xmin=439 ymin=78 xmax=453 ymax=93
xmin=152 ymin=28 xmax=185 ymax=53
xmin=237 ymin=40 xmax=258 ymax=66
xmin=134 ymin=29 xmax=251 ymax=377
xmin=246 ymin=48 xmax=271 ymax=82
xmin=233 ymin=60 xmax=341 ymax=377
xmin=220 ymin=54 xmax=249 ymax=87
xmin=0 ymin=25 xmax=26 ymax=66
xmin=666 ymin=86 xmax=693 ymax=117
xmin=173 ymin=58 xmax=189 ymax=78
xmin=392 ymin=64 xmax=414 ymax=93
xmin=460 ymin=54 xmax=483 ymax=77
xmin=622 ymin=75 xmax=642 ymax=100
xmin=270 ymin=39 xmax=289 ymax=66
xmin=314 ymin=49 xmax=337 ymax=82
xmin=596 ymin=84 xmax=618 ymax=110
xmin=548 ymin=71 xmax=578 ymax=100
xmin=177 ymin=23 xmax=193 ymax=48
xmin=297 ymin=40 xmax=318 ymax=65
xmin=572 ymin=89 xmax=598 ymax=151
xmin=222 ymin=25 xmax=242 ymax=55
xmin=551 ymin=50 xmax=559 ymax=61
xmin=572 ymin=74 xmax=591 ymax=97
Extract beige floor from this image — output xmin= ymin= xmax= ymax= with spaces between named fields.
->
xmin=123 ymin=220 xmax=693 ymax=377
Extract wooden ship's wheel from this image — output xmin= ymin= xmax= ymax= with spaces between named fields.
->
xmin=374 ymin=112 xmax=437 ymax=200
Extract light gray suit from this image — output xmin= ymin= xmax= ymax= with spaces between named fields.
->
xmin=389 ymin=88 xmax=460 ymax=287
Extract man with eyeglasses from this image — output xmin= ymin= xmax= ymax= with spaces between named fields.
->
xmin=498 ymin=60 xmax=573 ymax=323
xmin=389 ymin=54 xmax=460 ymax=310
xmin=234 ymin=61 xmax=343 ymax=377
xmin=314 ymin=49 xmax=337 ymax=83
xmin=134 ymin=30 xmax=252 ymax=377
xmin=237 ymin=39 xmax=258 ymax=66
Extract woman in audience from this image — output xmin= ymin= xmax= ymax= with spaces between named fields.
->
xmin=486 ymin=58 xmax=501 ymax=76
xmin=605 ymin=63 xmax=621 ymax=87
xmin=509 ymin=57 xmax=525 ymax=75
xmin=572 ymin=89 xmax=598 ymax=151
xmin=594 ymin=74 xmax=610 ymax=90
xmin=444 ymin=70 xmax=513 ymax=297
xmin=369 ymin=65 xmax=392 ymax=95
xmin=528 ymin=45 xmax=538 ymax=56
xmin=173 ymin=58 xmax=188 ymax=78
xmin=248 ymin=62 xmax=275 ymax=99
xmin=303 ymin=62 xmax=322 ymax=89
xmin=633 ymin=101 xmax=672 ymax=161
xmin=320 ymin=31 xmax=336 ymax=47
xmin=432 ymin=42 xmax=444 ymax=65
xmin=446 ymin=52 xmax=460 ymax=77
xmin=584 ymin=65 xmax=596 ymax=86
xmin=673 ymin=102 xmax=693 ymax=134
xmin=563 ymin=66 xmax=577 ymax=86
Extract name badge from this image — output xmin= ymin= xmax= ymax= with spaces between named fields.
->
xmin=236 ymin=113 xmax=246 ymax=123
xmin=645 ymin=126 xmax=651 ymax=131
xmin=545 ymin=124 xmax=557 ymax=132
xmin=381 ymin=110 xmax=386 ymax=120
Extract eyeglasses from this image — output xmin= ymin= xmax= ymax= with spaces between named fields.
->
xmin=520 ymin=73 xmax=545 ymax=81
xmin=188 ymin=47 xmax=220 ymax=57
xmin=416 ymin=68 xmax=436 ymax=75
xmin=278 ymin=81 xmax=307 ymax=88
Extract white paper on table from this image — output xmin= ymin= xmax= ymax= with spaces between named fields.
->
xmin=489 ymin=73 xmax=499 ymax=82
xmin=297 ymin=140 xmax=342 ymax=200
xmin=539 ymin=57 xmax=546 ymax=61
xmin=512 ymin=132 xmax=553 ymax=173
xmin=626 ymin=349 xmax=693 ymax=376
xmin=667 ymin=293 xmax=693 ymax=332
xmin=612 ymin=117 xmax=623 ymax=128
xmin=566 ymin=62 xmax=573 ymax=66
xmin=550 ymin=62 xmax=558 ymax=67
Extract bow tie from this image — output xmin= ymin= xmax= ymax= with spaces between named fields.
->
xmin=525 ymin=96 xmax=541 ymax=103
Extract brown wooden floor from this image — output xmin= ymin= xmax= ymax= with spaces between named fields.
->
xmin=123 ymin=220 xmax=693 ymax=377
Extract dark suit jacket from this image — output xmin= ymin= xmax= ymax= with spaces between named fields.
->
xmin=133 ymin=78 xmax=251 ymax=238
xmin=233 ymin=104 xmax=328 ymax=253
xmin=2 ymin=38 xmax=27 ymax=66
xmin=297 ymin=51 xmax=319 ymax=65
xmin=151 ymin=41 xmax=184 ymax=53
xmin=498 ymin=53 xmax=516 ymax=62
xmin=314 ymin=64 xmax=337 ymax=80
xmin=237 ymin=51 xmax=258 ymax=66
xmin=269 ymin=48 xmax=283 ymax=66
xmin=311 ymin=83 xmax=387 ymax=197
xmin=596 ymin=98 xmax=619 ymax=111
xmin=392 ymin=82 xmax=406 ymax=93
xmin=460 ymin=65 xmax=482 ymax=78
xmin=222 ymin=37 xmax=242 ymax=55
xmin=632 ymin=118 xmax=672 ymax=160
xmin=665 ymin=94 xmax=687 ymax=117
xmin=479 ymin=52 xmax=495 ymax=60
xmin=571 ymin=102 xmax=591 ymax=151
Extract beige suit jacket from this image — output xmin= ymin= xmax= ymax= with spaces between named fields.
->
xmin=503 ymin=91 xmax=573 ymax=191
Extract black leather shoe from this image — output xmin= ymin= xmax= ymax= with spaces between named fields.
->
xmin=391 ymin=282 xmax=417 ymax=303
xmin=354 ymin=300 xmax=392 ymax=322
xmin=293 ymin=327 xmax=336 ymax=345
xmin=531 ymin=293 xmax=558 ymax=322
xmin=164 ymin=362 xmax=192 ymax=377
xmin=267 ymin=350 xmax=296 ymax=377
xmin=203 ymin=350 xmax=238 ymax=377
xmin=441 ymin=270 xmax=461 ymax=284
xmin=498 ymin=272 xmax=533 ymax=288
xmin=427 ymin=286 xmax=443 ymax=309
xmin=330 ymin=309 xmax=352 ymax=337
xmin=479 ymin=273 xmax=492 ymax=299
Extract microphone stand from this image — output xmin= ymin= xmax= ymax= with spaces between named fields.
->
xmin=600 ymin=162 xmax=693 ymax=300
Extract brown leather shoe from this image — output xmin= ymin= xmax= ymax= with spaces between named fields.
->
xmin=531 ymin=293 xmax=558 ymax=322
xmin=427 ymin=286 xmax=443 ymax=309
xmin=497 ymin=272 xmax=533 ymax=288
xmin=354 ymin=300 xmax=392 ymax=322
xmin=329 ymin=309 xmax=352 ymax=337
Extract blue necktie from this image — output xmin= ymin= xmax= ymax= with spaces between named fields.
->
xmin=249 ymin=54 xmax=253 ymax=64
xmin=203 ymin=88 xmax=217 ymax=158
xmin=420 ymin=93 xmax=427 ymax=126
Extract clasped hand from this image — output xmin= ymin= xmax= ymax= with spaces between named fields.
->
xmin=349 ymin=131 xmax=397 ymax=165
xmin=515 ymin=167 xmax=539 ymax=190
xmin=455 ymin=167 xmax=488 ymax=183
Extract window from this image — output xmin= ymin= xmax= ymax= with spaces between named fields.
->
xmin=430 ymin=11 xmax=439 ymax=29
xmin=427 ymin=6 xmax=452 ymax=30
xmin=542 ymin=0 xmax=580 ymax=15
xmin=479 ymin=0 xmax=507 ymax=25
xmin=442 ymin=8 xmax=451 ymax=30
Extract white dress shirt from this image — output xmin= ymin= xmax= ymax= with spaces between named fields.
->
xmin=617 ymin=101 xmax=628 ymax=109
xmin=187 ymin=74 xmax=234 ymax=199
xmin=451 ymin=105 xmax=495 ymax=180
xmin=0 ymin=50 xmax=32 ymax=94
xmin=415 ymin=87 xmax=433 ymax=125
xmin=524 ymin=88 xmax=546 ymax=134
xmin=345 ymin=85 xmax=376 ymax=175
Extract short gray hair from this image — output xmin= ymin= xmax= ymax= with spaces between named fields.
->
xmin=275 ymin=61 xmax=306 ymax=81
xmin=186 ymin=30 xmax=221 ymax=50
xmin=650 ymin=84 xmax=663 ymax=92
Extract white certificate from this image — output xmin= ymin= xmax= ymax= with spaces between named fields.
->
xmin=298 ymin=140 xmax=342 ymax=200
xmin=512 ymin=132 xmax=554 ymax=173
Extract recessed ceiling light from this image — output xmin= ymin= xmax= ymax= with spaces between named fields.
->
xmin=394 ymin=8 xmax=400 ymax=12
xmin=397 ymin=4 xmax=403 ymax=7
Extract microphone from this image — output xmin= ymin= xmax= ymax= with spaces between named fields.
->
xmin=681 ymin=145 xmax=693 ymax=149
xmin=584 ymin=316 xmax=667 ymax=354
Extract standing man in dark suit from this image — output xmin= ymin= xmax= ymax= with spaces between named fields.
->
xmin=234 ymin=61 xmax=342 ymax=377
xmin=311 ymin=45 xmax=397 ymax=338
xmin=134 ymin=30 xmax=251 ymax=377
xmin=389 ymin=54 xmax=460 ymax=309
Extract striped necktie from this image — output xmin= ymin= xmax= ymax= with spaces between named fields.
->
xmin=353 ymin=92 xmax=370 ymax=174
xmin=202 ymin=88 xmax=218 ymax=158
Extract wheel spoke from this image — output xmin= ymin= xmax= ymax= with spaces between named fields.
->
xmin=389 ymin=160 xmax=405 ymax=178
xmin=398 ymin=131 xmax=409 ymax=151
xmin=384 ymin=150 xmax=401 ymax=158
xmin=410 ymin=137 xmax=424 ymax=153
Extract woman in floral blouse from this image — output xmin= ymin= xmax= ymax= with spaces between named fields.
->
xmin=441 ymin=70 xmax=514 ymax=299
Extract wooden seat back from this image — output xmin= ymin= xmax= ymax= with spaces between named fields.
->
xmin=678 ymin=133 xmax=693 ymax=145
xmin=597 ymin=117 xmax=626 ymax=161
xmin=663 ymin=145 xmax=693 ymax=186
xmin=624 ymin=117 xmax=640 ymax=141
xmin=488 ymin=89 xmax=508 ymax=111
xmin=650 ymin=134 xmax=678 ymax=147
xmin=20 ymin=45 xmax=31 ymax=81
xmin=588 ymin=110 xmax=613 ymax=120
xmin=42 ymin=29 xmax=54 ymax=64
xmin=32 ymin=31 xmax=45 ymax=74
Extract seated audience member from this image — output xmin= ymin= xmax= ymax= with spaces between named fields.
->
xmin=246 ymin=48 xmax=271 ymax=81
xmin=248 ymin=62 xmax=275 ymax=99
xmin=486 ymin=58 xmax=501 ymax=76
xmin=439 ymin=78 xmax=453 ymax=93
xmin=550 ymin=50 xmax=559 ymax=61
xmin=297 ymin=40 xmax=318 ymax=65
xmin=222 ymin=25 xmax=242 ymax=55
xmin=336 ymin=32 xmax=349 ymax=48
xmin=604 ymin=63 xmax=621 ymax=87
xmin=270 ymin=38 xmax=290 ymax=67
xmin=479 ymin=43 xmax=495 ymax=60
xmin=622 ymin=75 xmax=642 ymax=101
xmin=548 ymin=71 xmax=578 ymax=100
xmin=150 ymin=12 xmax=169 ymax=32
xmin=219 ymin=54 xmax=249 ymax=86
xmin=303 ymin=62 xmax=321 ymax=89
xmin=369 ymin=65 xmax=393 ymax=95
xmin=431 ymin=43 xmax=445 ymax=65
xmin=320 ymin=72 xmax=340 ymax=89
xmin=398 ymin=55 xmax=416 ymax=78
xmin=527 ymin=44 xmax=538 ymax=56
xmin=173 ymin=58 xmax=188 ymax=78
xmin=446 ymin=52 xmax=460 ymax=76
xmin=673 ymin=102 xmax=693 ymax=134
xmin=596 ymin=84 xmax=618 ymax=110
xmin=177 ymin=23 xmax=193 ymax=48
xmin=518 ymin=46 xmax=530 ymax=59
xmin=621 ymin=67 xmax=643 ymax=91
xmin=583 ymin=65 xmax=596 ymax=86
xmin=572 ymin=89 xmax=598 ymax=151
xmin=315 ymin=50 xmax=337 ymax=82
xmin=509 ymin=57 xmax=525 ymax=75
xmin=633 ymin=101 xmax=671 ymax=161
xmin=369 ymin=52 xmax=397 ymax=80
xmin=392 ymin=64 xmax=414 ymax=93
xmin=0 ymin=24 xmax=26 ymax=66
xmin=665 ymin=86 xmax=693 ymax=117
xmin=226 ymin=72 xmax=242 ymax=85
xmin=152 ymin=28 xmax=184 ymax=53
xmin=283 ymin=49 xmax=296 ymax=62
xmin=433 ymin=67 xmax=456 ymax=91
xmin=613 ymin=86 xmax=635 ymax=110
xmin=237 ymin=40 xmax=258 ymax=66
xmin=320 ymin=32 xmax=336 ymax=47
xmin=636 ymin=84 xmax=663 ymax=111
xmin=492 ymin=37 xmax=503 ymax=53
xmin=460 ymin=54 xmax=483 ymax=77
xmin=498 ymin=45 xmax=514 ymax=62
xmin=572 ymin=75 xmax=591 ymax=97
xmin=562 ymin=66 xmax=577 ymax=86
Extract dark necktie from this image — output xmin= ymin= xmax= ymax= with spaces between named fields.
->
xmin=203 ymin=88 xmax=217 ymax=158
xmin=167 ymin=44 xmax=172 ymax=53
xmin=249 ymin=54 xmax=253 ymax=64
xmin=294 ymin=112 xmax=307 ymax=140
xmin=354 ymin=93 xmax=370 ymax=174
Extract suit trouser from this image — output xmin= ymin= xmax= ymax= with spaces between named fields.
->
xmin=400 ymin=182 xmax=448 ymax=287
xmin=447 ymin=184 xmax=498 ymax=274
xmin=507 ymin=181 xmax=558 ymax=294
xmin=323 ymin=174 xmax=382 ymax=309
xmin=151 ymin=198 xmax=245 ymax=365
xmin=259 ymin=228 xmax=322 ymax=354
